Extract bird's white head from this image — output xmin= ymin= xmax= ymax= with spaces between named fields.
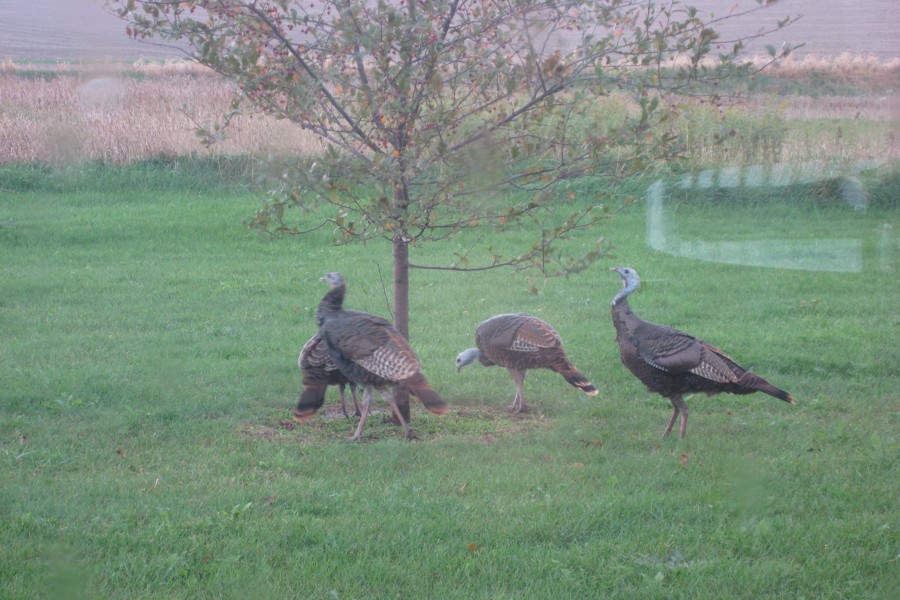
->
xmin=320 ymin=272 xmax=345 ymax=289
xmin=610 ymin=266 xmax=640 ymax=305
xmin=455 ymin=348 xmax=481 ymax=372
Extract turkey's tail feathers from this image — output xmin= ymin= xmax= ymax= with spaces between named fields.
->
xmin=405 ymin=372 xmax=449 ymax=415
xmin=757 ymin=382 xmax=795 ymax=405
xmin=737 ymin=371 xmax=795 ymax=404
xmin=293 ymin=385 xmax=326 ymax=422
xmin=559 ymin=366 xmax=599 ymax=396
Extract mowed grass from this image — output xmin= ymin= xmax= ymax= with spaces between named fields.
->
xmin=1 ymin=163 xmax=898 ymax=599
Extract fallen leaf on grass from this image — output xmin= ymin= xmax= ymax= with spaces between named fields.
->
xmin=680 ymin=453 xmax=689 ymax=465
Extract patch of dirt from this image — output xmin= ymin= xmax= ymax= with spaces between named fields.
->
xmin=239 ymin=400 xmax=549 ymax=443
xmin=238 ymin=403 xmax=398 ymax=442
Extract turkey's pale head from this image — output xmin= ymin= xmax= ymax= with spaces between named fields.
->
xmin=611 ymin=266 xmax=640 ymax=305
xmin=455 ymin=348 xmax=481 ymax=372
xmin=321 ymin=272 xmax=345 ymax=289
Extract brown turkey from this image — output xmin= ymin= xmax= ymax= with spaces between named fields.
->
xmin=610 ymin=266 xmax=795 ymax=438
xmin=296 ymin=272 xmax=448 ymax=441
xmin=293 ymin=333 xmax=360 ymax=421
xmin=456 ymin=313 xmax=599 ymax=413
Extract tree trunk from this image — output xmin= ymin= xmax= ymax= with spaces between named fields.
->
xmin=393 ymin=236 xmax=410 ymax=339
xmin=391 ymin=186 xmax=412 ymax=423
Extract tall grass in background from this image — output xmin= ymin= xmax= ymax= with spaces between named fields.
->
xmin=0 ymin=55 xmax=897 ymax=167
xmin=0 ymin=60 xmax=323 ymax=165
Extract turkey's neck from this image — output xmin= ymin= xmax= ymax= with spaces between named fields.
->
xmin=612 ymin=280 xmax=636 ymax=306
xmin=610 ymin=292 xmax=635 ymax=336
xmin=317 ymin=284 xmax=345 ymax=324
xmin=458 ymin=348 xmax=482 ymax=369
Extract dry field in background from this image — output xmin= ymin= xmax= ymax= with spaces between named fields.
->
xmin=0 ymin=55 xmax=897 ymax=166
xmin=0 ymin=60 xmax=324 ymax=165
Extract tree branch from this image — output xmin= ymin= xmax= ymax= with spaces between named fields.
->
xmin=239 ymin=0 xmax=383 ymax=156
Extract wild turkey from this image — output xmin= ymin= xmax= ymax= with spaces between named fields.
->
xmin=610 ymin=266 xmax=795 ymax=438
xmin=456 ymin=313 xmax=599 ymax=413
xmin=293 ymin=333 xmax=360 ymax=421
xmin=295 ymin=272 xmax=449 ymax=441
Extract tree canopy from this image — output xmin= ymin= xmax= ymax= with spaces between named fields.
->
xmin=110 ymin=1 xmax=794 ymax=268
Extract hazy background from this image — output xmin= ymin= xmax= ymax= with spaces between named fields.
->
xmin=1 ymin=0 xmax=898 ymax=62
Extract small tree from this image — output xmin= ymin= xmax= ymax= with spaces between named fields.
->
xmin=110 ymin=0 xmax=795 ymax=418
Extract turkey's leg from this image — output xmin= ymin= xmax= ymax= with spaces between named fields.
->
xmin=662 ymin=395 xmax=688 ymax=438
xmin=338 ymin=383 xmax=350 ymax=419
xmin=507 ymin=368 xmax=528 ymax=414
xmin=676 ymin=396 xmax=689 ymax=439
xmin=384 ymin=389 xmax=418 ymax=440
xmin=348 ymin=387 xmax=373 ymax=441
xmin=349 ymin=384 xmax=361 ymax=416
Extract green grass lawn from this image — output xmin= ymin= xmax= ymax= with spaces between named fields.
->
xmin=1 ymin=163 xmax=897 ymax=599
